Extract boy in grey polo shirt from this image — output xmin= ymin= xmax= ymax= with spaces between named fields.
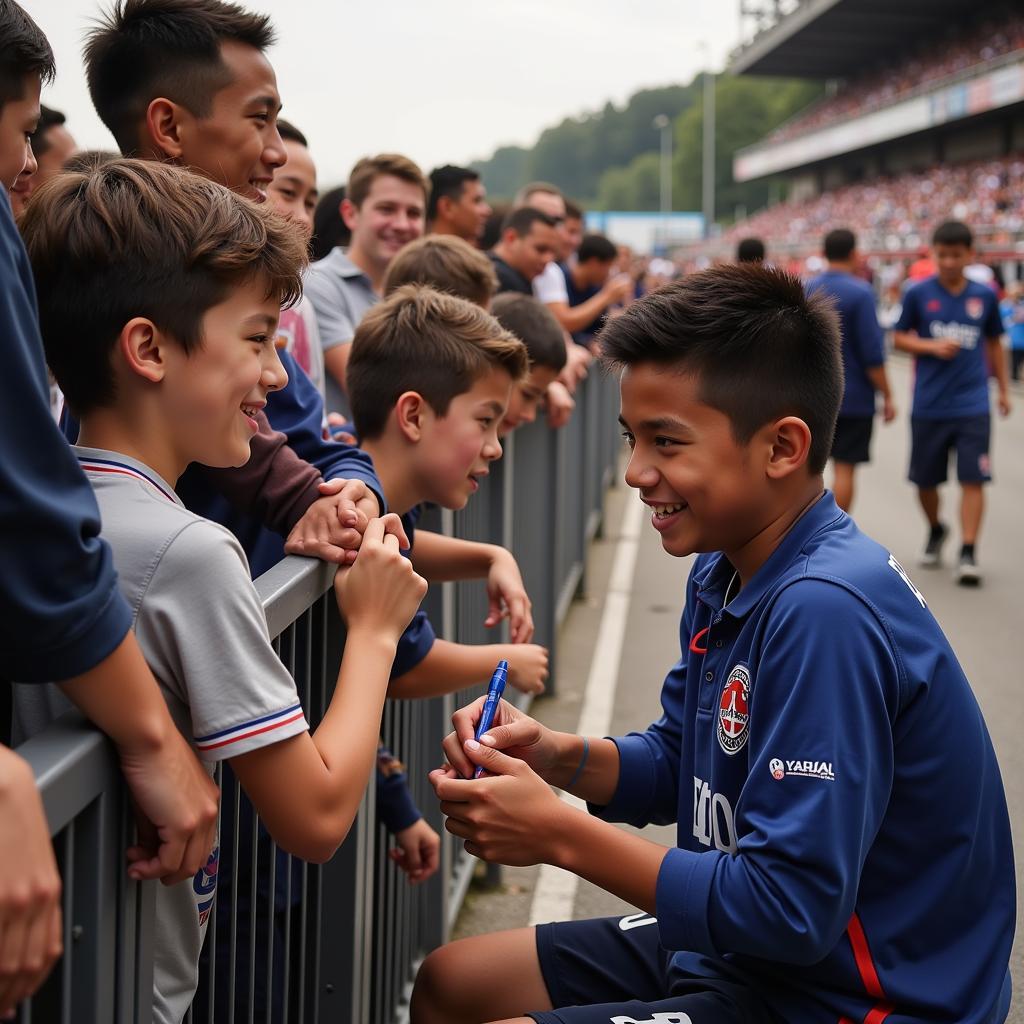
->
xmin=19 ymin=159 xmax=427 ymax=1024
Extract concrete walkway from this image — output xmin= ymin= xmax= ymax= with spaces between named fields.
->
xmin=452 ymin=355 xmax=1024 ymax=1021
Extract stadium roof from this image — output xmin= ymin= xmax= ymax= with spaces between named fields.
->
xmin=732 ymin=0 xmax=1004 ymax=78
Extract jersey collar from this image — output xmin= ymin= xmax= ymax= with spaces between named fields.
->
xmin=74 ymin=446 xmax=182 ymax=506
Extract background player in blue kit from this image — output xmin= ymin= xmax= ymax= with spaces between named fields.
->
xmin=894 ymin=220 xmax=1011 ymax=584
xmin=807 ymin=227 xmax=895 ymax=513
xmin=413 ymin=264 xmax=1014 ymax=1024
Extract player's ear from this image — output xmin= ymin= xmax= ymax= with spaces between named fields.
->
xmin=764 ymin=416 xmax=812 ymax=480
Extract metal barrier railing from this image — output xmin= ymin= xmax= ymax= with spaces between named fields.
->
xmin=14 ymin=366 xmax=623 ymax=1024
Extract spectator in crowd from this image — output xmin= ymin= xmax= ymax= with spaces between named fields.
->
xmin=265 ymin=119 xmax=326 ymax=401
xmin=736 ymin=236 xmax=765 ymax=263
xmin=311 ymin=184 xmax=350 ymax=261
xmin=481 ymin=201 xmax=510 ymax=251
xmin=999 ymin=279 xmax=1024 ymax=380
xmin=514 ymin=182 xmax=571 ymax=305
xmin=82 ymin=0 xmax=383 ymax=576
xmin=304 ymin=153 xmax=427 ymax=415
xmin=490 ymin=293 xmax=568 ymax=434
xmin=807 ymin=228 xmax=896 ymax=512
xmin=416 ymin=264 xmax=1014 ymax=1024
xmin=489 ymin=206 xmax=560 ymax=295
xmin=1 ymin=4 xmax=216 ymax=1013
xmin=559 ymin=232 xmax=633 ymax=349
xmin=347 ymin=286 xmax=550 ymax=699
xmin=428 ymin=164 xmax=491 ymax=245
xmin=385 ymin=232 xmax=499 ymax=308
xmin=894 ymin=220 xmax=1011 ymax=584
xmin=19 ymin=157 xmax=427 ymax=1024
xmin=563 ymin=198 xmax=585 ymax=256
xmin=31 ymin=104 xmax=76 ymax=183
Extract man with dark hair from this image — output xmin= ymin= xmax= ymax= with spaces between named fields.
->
xmin=894 ymin=219 xmax=1011 ymax=584
xmin=807 ymin=227 xmax=895 ymax=513
xmin=489 ymin=207 xmax=559 ymax=295
xmin=304 ymin=152 xmax=427 ymax=413
xmin=736 ymin=236 xmax=765 ymax=264
xmin=415 ymin=263 xmax=1014 ymax=1024
xmin=31 ymin=105 xmax=76 ymax=181
xmin=428 ymin=164 xmax=491 ymax=245
xmin=560 ymin=233 xmax=633 ymax=348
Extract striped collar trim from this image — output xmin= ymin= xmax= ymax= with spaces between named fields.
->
xmin=74 ymin=449 xmax=181 ymax=505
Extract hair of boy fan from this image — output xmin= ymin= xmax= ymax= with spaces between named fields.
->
xmin=84 ymin=0 xmax=274 ymax=155
xmin=347 ymin=284 xmax=528 ymax=441
xmin=346 ymin=153 xmax=428 ymax=210
xmin=599 ymin=262 xmax=842 ymax=474
xmin=383 ymin=234 xmax=498 ymax=307
xmin=490 ymin=293 xmax=567 ymax=372
xmin=0 ymin=0 xmax=55 ymax=108
xmin=20 ymin=157 xmax=307 ymax=416
xmin=932 ymin=220 xmax=973 ymax=249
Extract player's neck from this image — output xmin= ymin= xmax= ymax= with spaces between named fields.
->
xmin=938 ymin=274 xmax=968 ymax=295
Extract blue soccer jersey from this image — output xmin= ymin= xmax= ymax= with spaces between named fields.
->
xmin=894 ymin=277 xmax=1003 ymax=419
xmin=595 ymin=493 xmax=1014 ymax=1024
xmin=807 ymin=271 xmax=885 ymax=417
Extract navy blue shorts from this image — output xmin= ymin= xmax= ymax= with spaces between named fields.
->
xmin=527 ymin=913 xmax=774 ymax=1024
xmin=909 ymin=415 xmax=991 ymax=488
xmin=831 ymin=415 xmax=874 ymax=465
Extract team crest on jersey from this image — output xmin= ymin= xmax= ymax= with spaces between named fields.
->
xmin=717 ymin=664 xmax=750 ymax=755
xmin=965 ymin=297 xmax=984 ymax=320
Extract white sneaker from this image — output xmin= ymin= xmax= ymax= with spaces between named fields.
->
xmin=955 ymin=552 xmax=981 ymax=586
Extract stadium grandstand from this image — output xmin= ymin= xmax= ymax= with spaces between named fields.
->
xmin=705 ymin=0 xmax=1024 ymax=279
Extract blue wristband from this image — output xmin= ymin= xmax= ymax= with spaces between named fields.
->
xmin=565 ymin=737 xmax=590 ymax=790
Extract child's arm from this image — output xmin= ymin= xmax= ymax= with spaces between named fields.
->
xmin=229 ymin=517 xmax=427 ymax=863
xmin=411 ymin=531 xmax=534 ymax=642
xmin=388 ymin=639 xmax=548 ymax=699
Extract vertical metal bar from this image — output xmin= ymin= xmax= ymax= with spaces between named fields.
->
xmin=60 ymin=824 xmax=73 ymax=1024
xmin=228 ymin=777 xmax=241 ymax=1024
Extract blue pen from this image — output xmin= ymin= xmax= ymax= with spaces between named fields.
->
xmin=472 ymin=660 xmax=508 ymax=779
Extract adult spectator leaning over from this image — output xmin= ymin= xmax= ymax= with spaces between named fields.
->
xmin=0 ymin=3 xmax=217 ymax=1011
xmin=561 ymin=232 xmax=634 ymax=350
xmin=428 ymin=164 xmax=491 ymax=246
xmin=305 ymin=153 xmax=427 ymax=416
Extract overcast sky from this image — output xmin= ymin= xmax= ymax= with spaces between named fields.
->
xmin=24 ymin=0 xmax=743 ymax=188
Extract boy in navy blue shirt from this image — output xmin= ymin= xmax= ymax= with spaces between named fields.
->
xmin=894 ymin=220 xmax=1011 ymax=584
xmin=417 ymin=264 xmax=1014 ymax=1024
xmin=807 ymin=227 xmax=895 ymax=513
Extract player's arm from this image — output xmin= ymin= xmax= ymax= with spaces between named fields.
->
xmin=388 ymin=638 xmax=548 ymax=699
xmin=982 ymin=297 xmax=1012 ymax=416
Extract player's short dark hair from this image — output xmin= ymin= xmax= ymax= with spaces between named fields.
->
xmin=491 ymin=293 xmax=567 ymax=372
xmin=311 ymin=185 xmax=349 ymax=261
xmin=933 ymin=220 xmax=972 ymax=248
xmin=578 ymin=233 xmax=617 ymax=264
xmin=29 ymin=105 xmax=66 ymax=157
xmin=427 ymin=164 xmax=480 ymax=222
xmin=599 ymin=263 xmax=842 ymax=474
xmin=823 ymin=228 xmax=856 ymax=262
xmin=736 ymin=236 xmax=765 ymax=263
xmin=348 ymin=285 xmax=527 ymax=441
xmin=276 ymin=118 xmax=307 ymax=148
xmin=0 ymin=0 xmax=55 ymax=110
xmin=21 ymin=158 xmax=306 ymax=416
xmin=84 ymin=0 xmax=275 ymax=155
xmin=501 ymin=206 xmax=557 ymax=239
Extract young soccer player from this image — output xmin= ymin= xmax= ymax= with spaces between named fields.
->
xmin=894 ymin=220 xmax=1011 ymax=584
xmin=807 ymin=227 xmax=895 ymax=513
xmin=82 ymin=0 xmax=381 ymax=570
xmin=20 ymin=158 xmax=427 ymax=1024
xmin=346 ymin=285 xmax=550 ymax=698
xmin=415 ymin=264 xmax=1014 ymax=1024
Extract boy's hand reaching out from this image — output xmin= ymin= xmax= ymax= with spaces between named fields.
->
xmin=333 ymin=515 xmax=427 ymax=643
xmin=389 ymin=818 xmax=441 ymax=885
xmin=545 ymin=380 xmax=575 ymax=429
xmin=504 ymin=644 xmax=549 ymax=695
xmin=285 ymin=478 xmax=381 ymax=564
xmin=485 ymin=550 xmax=534 ymax=643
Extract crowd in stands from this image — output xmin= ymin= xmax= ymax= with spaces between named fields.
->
xmin=722 ymin=152 xmax=1024 ymax=255
xmin=764 ymin=9 xmax=1024 ymax=145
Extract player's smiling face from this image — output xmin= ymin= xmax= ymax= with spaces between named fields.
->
xmin=619 ymin=362 xmax=772 ymax=558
